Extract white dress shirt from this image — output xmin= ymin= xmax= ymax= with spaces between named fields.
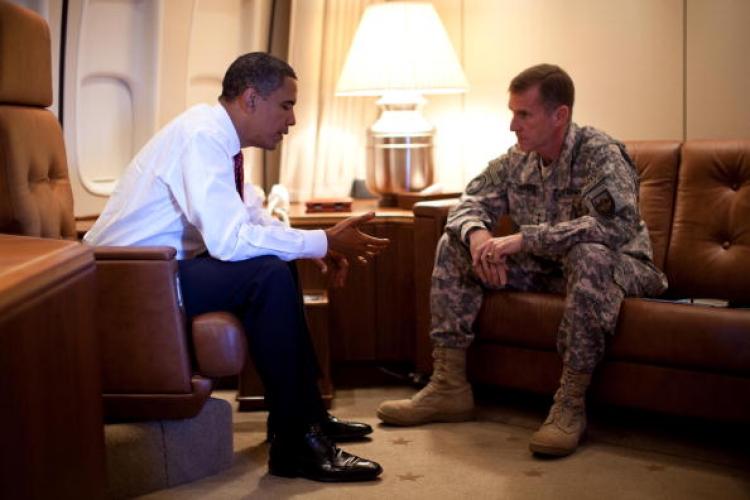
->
xmin=84 ymin=104 xmax=327 ymax=261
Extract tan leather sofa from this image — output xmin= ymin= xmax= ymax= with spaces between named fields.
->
xmin=414 ymin=140 xmax=750 ymax=422
xmin=0 ymin=1 xmax=246 ymax=422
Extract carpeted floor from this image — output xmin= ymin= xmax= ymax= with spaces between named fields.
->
xmin=140 ymin=386 xmax=750 ymax=499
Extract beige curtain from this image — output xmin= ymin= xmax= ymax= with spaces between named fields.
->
xmin=281 ymin=0 xmax=381 ymax=201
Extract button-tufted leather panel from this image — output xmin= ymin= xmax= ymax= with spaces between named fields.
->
xmin=666 ymin=140 xmax=750 ymax=301
xmin=0 ymin=106 xmax=75 ymax=239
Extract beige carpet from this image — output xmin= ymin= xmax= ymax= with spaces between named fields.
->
xmin=139 ymin=386 xmax=750 ymax=500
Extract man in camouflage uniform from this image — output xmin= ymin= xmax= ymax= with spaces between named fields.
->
xmin=377 ymin=64 xmax=667 ymax=456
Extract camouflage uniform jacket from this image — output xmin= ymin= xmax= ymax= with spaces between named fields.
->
xmin=447 ymin=123 xmax=655 ymax=263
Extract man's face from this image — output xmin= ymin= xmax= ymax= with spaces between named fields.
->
xmin=245 ymin=76 xmax=297 ymax=150
xmin=508 ymin=85 xmax=561 ymax=156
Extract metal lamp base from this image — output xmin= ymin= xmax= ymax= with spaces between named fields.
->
xmin=366 ymin=130 xmax=434 ymax=199
xmin=365 ymin=94 xmax=437 ymax=205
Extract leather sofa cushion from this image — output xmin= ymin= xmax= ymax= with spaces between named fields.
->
xmin=623 ymin=141 xmax=680 ymax=272
xmin=666 ymin=140 xmax=750 ymax=302
xmin=477 ymin=291 xmax=750 ymax=376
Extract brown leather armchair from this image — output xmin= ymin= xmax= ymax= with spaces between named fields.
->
xmin=0 ymin=1 xmax=246 ymax=422
xmin=94 ymin=246 xmax=247 ymax=420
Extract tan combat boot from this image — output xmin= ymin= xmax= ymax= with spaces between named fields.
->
xmin=528 ymin=366 xmax=592 ymax=456
xmin=377 ymin=347 xmax=474 ymax=426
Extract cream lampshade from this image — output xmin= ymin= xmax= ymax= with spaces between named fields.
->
xmin=336 ymin=1 xmax=468 ymax=203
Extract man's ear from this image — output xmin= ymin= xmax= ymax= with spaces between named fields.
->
xmin=240 ymin=87 xmax=257 ymax=112
xmin=555 ymin=105 xmax=570 ymax=125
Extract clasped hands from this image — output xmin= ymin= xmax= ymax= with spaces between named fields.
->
xmin=315 ymin=211 xmax=390 ymax=288
xmin=469 ymin=229 xmax=523 ymax=288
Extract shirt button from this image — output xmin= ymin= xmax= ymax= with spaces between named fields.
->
xmin=722 ymin=241 xmax=731 ymax=250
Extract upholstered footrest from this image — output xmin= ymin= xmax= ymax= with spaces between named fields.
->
xmin=104 ymin=397 xmax=233 ymax=499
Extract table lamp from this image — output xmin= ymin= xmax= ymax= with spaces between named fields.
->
xmin=335 ymin=1 xmax=468 ymax=205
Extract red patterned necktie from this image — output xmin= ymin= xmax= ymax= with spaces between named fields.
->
xmin=233 ymin=151 xmax=244 ymax=201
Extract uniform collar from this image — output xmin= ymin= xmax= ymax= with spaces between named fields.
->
xmin=557 ymin=122 xmax=579 ymax=169
xmin=546 ymin=122 xmax=579 ymax=188
xmin=522 ymin=123 xmax=578 ymax=186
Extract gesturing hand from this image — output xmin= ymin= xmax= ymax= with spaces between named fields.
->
xmin=324 ymin=211 xmax=390 ymax=265
xmin=313 ymin=249 xmax=349 ymax=288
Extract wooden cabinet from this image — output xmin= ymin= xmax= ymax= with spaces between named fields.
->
xmin=237 ymin=202 xmax=417 ymax=408
xmin=0 ymin=235 xmax=105 ymax=500
xmin=290 ymin=203 xmax=416 ymax=367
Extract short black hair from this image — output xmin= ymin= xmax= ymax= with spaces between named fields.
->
xmin=220 ymin=52 xmax=297 ymax=100
xmin=509 ymin=64 xmax=574 ymax=112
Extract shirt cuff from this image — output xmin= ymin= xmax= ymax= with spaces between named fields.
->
xmin=461 ymin=222 xmax=487 ymax=245
xmin=520 ymin=225 xmax=543 ymax=253
xmin=302 ymin=229 xmax=328 ymax=259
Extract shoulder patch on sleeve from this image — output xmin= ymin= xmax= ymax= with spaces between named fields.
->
xmin=591 ymin=189 xmax=615 ymax=217
xmin=465 ymin=175 xmax=486 ymax=195
xmin=466 ymin=156 xmax=507 ymax=195
xmin=584 ymin=178 xmax=618 ymax=217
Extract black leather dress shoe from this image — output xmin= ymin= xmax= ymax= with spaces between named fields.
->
xmin=269 ymin=426 xmax=382 ymax=482
xmin=267 ymin=413 xmax=373 ymax=442
xmin=320 ymin=414 xmax=373 ymax=441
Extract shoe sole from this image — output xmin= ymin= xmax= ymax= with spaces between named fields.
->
xmin=528 ymin=429 xmax=586 ymax=457
xmin=528 ymin=441 xmax=575 ymax=457
xmin=269 ymin=464 xmax=381 ymax=482
xmin=376 ymin=409 xmax=475 ymax=426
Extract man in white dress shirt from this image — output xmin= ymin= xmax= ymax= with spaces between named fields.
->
xmin=85 ymin=52 xmax=388 ymax=482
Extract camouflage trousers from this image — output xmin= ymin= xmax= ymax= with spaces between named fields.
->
xmin=430 ymin=232 xmax=668 ymax=373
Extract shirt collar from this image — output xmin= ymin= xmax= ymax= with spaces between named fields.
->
xmin=211 ymin=103 xmax=242 ymax=156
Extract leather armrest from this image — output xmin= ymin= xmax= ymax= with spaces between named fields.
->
xmin=93 ymin=245 xmax=176 ymax=261
xmin=192 ymin=312 xmax=247 ymax=378
xmin=93 ymin=246 xmax=193 ymax=394
xmin=413 ymin=199 xmax=458 ymax=218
